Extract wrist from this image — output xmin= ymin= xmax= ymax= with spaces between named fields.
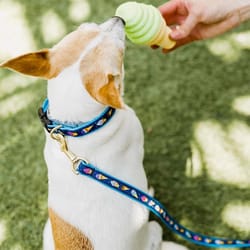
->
xmin=239 ymin=4 xmax=250 ymax=23
xmin=233 ymin=0 xmax=250 ymax=23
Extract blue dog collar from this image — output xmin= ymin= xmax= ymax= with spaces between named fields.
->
xmin=38 ymin=99 xmax=116 ymax=137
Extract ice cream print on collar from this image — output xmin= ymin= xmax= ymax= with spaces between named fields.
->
xmin=38 ymin=99 xmax=116 ymax=137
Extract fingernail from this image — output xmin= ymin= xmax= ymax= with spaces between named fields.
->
xmin=171 ymin=25 xmax=187 ymax=39
xmin=170 ymin=30 xmax=183 ymax=39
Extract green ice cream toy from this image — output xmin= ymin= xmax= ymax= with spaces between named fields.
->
xmin=115 ymin=1 xmax=176 ymax=49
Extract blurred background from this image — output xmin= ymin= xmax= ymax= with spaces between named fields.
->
xmin=0 ymin=0 xmax=250 ymax=249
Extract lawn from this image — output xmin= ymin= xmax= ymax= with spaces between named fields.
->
xmin=1 ymin=0 xmax=250 ymax=250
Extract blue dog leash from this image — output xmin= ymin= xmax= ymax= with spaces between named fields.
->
xmin=76 ymin=160 xmax=250 ymax=248
xmin=39 ymin=99 xmax=250 ymax=248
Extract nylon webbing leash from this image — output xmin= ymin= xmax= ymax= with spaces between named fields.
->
xmin=76 ymin=160 xmax=250 ymax=248
xmin=41 ymin=100 xmax=250 ymax=249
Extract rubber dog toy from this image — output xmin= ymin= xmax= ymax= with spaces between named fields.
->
xmin=115 ymin=1 xmax=176 ymax=49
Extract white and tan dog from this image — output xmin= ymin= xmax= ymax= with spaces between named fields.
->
xmin=1 ymin=17 xmax=187 ymax=250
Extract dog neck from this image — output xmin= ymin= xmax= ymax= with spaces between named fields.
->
xmin=47 ymin=62 xmax=105 ymax=124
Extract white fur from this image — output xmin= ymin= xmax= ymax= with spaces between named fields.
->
xmin=43 ymin=18 xmax=188 ymax=250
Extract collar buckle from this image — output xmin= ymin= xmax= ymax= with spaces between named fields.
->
xmin=38 ymin=107 xmax=52 ymax=132
xmin=38 ymin=98 xmax=116 ymax=138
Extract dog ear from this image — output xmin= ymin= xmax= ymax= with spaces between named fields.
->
xmin=80 ymin=37 xmax=125 ymax=109
xmin=0 ymin=49 xmax=53 ymax=79
xmin=97 ymin=74 xmax=124 ymax=109
xmin=85 ymin=73 xmax=124 ymax=109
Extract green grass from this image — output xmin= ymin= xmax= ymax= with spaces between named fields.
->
xmin=1 ymin=0 xmax=250 ymax=249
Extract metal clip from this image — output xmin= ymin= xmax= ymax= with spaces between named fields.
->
xmin=50 ymin=126 xmax=88 ymax=174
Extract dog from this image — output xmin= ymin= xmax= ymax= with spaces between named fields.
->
xmin=0 ymin=17 xmax=188 ymax=250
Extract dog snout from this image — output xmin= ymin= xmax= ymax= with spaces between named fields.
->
xmin=100 ymin=17 xmax=125 ymax=40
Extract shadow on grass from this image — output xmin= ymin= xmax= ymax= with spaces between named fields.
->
xmin=127 ymin=28 xmax=250 ymax=249
xmin=0 ymin=77 xmax=48 ymax=249
xmin=1 ymin=0 xmax=250 ymax=249
xmin=0 ymin=0 xmax=91 ymax=249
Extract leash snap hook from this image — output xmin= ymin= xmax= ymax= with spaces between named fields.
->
xmin=50 ymin=126 xmax=88 ymax=175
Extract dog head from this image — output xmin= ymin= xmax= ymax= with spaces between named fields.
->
xmin=0 ymin=17 xmax=125 ymax=109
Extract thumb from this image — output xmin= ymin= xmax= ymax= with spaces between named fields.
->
xmin=171 ymin=14 xmax=198 ymax=40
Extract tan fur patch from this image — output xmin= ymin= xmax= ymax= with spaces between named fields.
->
xmin=49 ymin=208 xmax=94 ymax=250
xmin=0 ymin=28 xmax=100 ymax=79
xmin=0 ymin=50 xmax=51 ymax=78
xmin=97 ymin=74 xmax=124 ymax=108
xmin=50 ymin=29 xmax=100 ymax=77
xmin=80 ymin=38 xmax=124 ymax=108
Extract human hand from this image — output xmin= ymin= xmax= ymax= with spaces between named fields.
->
xmin=157 ymin=0 xmax=250 ymax=52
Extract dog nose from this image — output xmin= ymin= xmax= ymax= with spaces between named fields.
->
xmin=112 ymin=16 xmax=126 ymax=26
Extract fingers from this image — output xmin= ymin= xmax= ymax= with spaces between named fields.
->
xmin=159 ymin=0 xmax=199 ymax=40
xmin=159 ymin=0 xmax=180 ymax=17
xmin=159 ymin=0 xmax=188 ymax=25
xmin=164 ymin=14 xmax=187 ymax=26
xmin=151 ymin=25 xmax=195 ymax=53
xmin=171 ymin=13 xmax=198 ymax=39
xmin=199 ymin=13 xmax=241 ymax=39
xmin=155 ymin=0 xmax=202 ymax=52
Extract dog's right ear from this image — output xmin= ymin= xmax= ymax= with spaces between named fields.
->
xmin=0 ymin=49 xmax=54 ymax=79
